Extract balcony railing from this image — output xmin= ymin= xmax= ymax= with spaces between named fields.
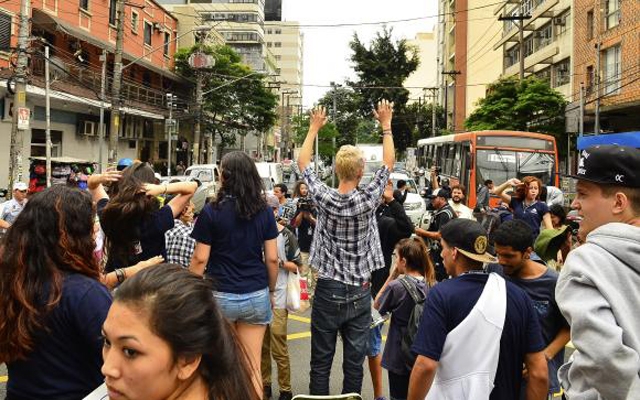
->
xmin=31 ymin=55 xmax=173 ymax=110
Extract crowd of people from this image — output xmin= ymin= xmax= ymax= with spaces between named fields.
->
xmin=0 ymin=98 xmax=638 ymax=400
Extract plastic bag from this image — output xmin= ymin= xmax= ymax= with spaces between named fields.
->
xmin=297 ymin=277 xmax=311 ymax=313
xmin=286 ymin=269 xmax=301 ymax=312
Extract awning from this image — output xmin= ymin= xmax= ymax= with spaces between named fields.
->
xmin=577 ymin=132 xmax=640 ymax=150
xmin=31 ymin=9 xmax=184 ymax=82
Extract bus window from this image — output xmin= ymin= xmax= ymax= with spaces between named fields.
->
xmin=476 ymin=149 xmax=555 ymax=186
xmin=454 ymin=143 xmax=462 ymax=178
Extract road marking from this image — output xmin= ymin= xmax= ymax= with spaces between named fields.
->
xmin=288 ymin=314 xmax=311 ymax=324
xmin=567 ymin=341 xmax=574 ymax=349
xmin=0 ymin=375 xmax=7 ymax=383
xmin=288 ymin=331 xmax=312 ymax=340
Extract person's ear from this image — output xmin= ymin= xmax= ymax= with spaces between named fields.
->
xmin=524 ymin=247 xmax=533 ymax=260
xmin=176 ymin=355 xmax=202 ymax=381
xmin=612 ymin=191 xmax=629 ymax=216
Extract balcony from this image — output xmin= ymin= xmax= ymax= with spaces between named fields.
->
xmin=31 ymin=55 xmax=176 ymax=111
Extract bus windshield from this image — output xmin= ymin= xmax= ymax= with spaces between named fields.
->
xmin=476 ymin=149 xmax=555 ymax=186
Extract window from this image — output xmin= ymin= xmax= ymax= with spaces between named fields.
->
xmin=31 ymin=130 xmax=62 ymax=157
xmin=131 ymin=11 xmax=139 ymax=33
xmin=266 ymin=28 xmax=272 ymax=34
xmin=275 ymin=55 xmax=281 ymax=61
xmin=605 ymin=0 xmax=620 ymax=30
xmin=266 ymin=41 xmax=272 ymax=47
xmin=536 ymin=67 xmax=551 ymax=84
xmin=506 ymin=45 xmax=519 ymax=68
xmin=586 ymin=10 xmax=594 ymax=40
xmin=274 ymin=28 xmax=281 ymax=34
xmin=523 ymin=36 xmax=534 ymax=58
xmin=80 ymin=0 xmax=89 ymax=11
xmin=553 ymin=58 xmax=570 ymax=87
xmin=603 ymin=45 xmax=621 ymax=95
xmin=163 ymin=31 xmax=170 ymax=56
xmin=555 ymin=11 xmax=570 ymax=36
xmin=109 ymin=0 xmax=116 ymax=25
xmin=0 ymin=12 xmax=11 ymax=51
xmin=143 ymin=21 xmax=152 ymax=46
xmin=536 ymin=23 xmax=553 ymax=50
xmin=274 ymin=42 xmax=281 ymax=48
xmin=586 ymin=65 xmax=594 ymax=95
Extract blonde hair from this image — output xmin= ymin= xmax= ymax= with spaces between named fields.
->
xmin=335 ymin=145 xmax=364 ymax=181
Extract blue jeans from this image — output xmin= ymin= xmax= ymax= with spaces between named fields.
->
xmin=309 ymin=278 xmax=371 ymax=395
xmin=214 ymin=287 xmax=272 ymax=325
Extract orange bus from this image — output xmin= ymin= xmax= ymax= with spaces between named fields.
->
xmin=417 ymin=130 xmax=559 ymax=208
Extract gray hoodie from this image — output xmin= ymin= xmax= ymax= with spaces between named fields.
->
xmin=556 ymin=222 xmax=640 ymax=399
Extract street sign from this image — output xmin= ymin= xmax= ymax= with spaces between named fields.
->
xmin=188 ymin=52 xmax=215 ymax=69
xmin=17 ymin=107 xmax=30 ymax=130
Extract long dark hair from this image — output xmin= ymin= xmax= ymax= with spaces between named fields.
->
xmin=114 ymin=265 xmax=259 ymax=400
xmin=0 ymin=185 xmax=99 ymax=363
xmin=293 ymin=180 xmax=308 ymax=198
xmin=213 ymin=151 xmax=266 ymax=219
xmin=100 ymin=162 xmax=159 ymax=269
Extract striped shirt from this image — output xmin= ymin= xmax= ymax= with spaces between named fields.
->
xmin=303 ymin=165 xmax=390 ymax=286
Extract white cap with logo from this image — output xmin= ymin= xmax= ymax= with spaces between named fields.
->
xmin=13 ymin=182 xmax=28 ymax=191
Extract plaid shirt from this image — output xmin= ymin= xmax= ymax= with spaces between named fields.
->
xmin=165 ymin=220 xmax=196 ymax=268
xmin=303 ymin=165 xmax=390 ymax=286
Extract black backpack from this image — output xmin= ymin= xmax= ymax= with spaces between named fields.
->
xmin=398 ymin=276 xmax=427 ymax=367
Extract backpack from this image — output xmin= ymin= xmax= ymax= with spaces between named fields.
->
xmin=398 ymin=276 xmax=427 ymax=367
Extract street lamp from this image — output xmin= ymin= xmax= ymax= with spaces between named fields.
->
xmin=166 ymin=93 xmax=177 ymax=177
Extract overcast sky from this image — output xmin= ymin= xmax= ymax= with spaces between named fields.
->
xmin=282 ymin=0 xmax=438 ymax=108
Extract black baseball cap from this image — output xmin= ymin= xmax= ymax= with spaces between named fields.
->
xmin=571 ymin=145 xmax=640 ymax=188
xmin=426 ymin=188 xmax=451 ymax=199
xmin=440 ymin=219 xmax=497 ymax=263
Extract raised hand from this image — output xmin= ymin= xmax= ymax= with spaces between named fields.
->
xmin=309 ymin=106 xmax=327 ymax=133
xmin=373 ymin=99 xmax=394 ymax=129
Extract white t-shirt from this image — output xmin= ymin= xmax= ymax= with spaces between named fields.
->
xmin=449 ymin=201 xmax=476 ymax=221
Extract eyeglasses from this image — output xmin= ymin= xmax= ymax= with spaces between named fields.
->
xmin=17 ymin=190 xmax=27 ymax=193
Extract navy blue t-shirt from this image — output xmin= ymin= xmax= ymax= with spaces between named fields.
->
xmin=509 ymin=198 xmax=549 ymax=238
xmin=7 ymin=273 xmax=112 ymax=400
xmin=98 ymin=198 xmax=175 ymax=272
xmin=191 ymin=197 xmax=279 ymax=294
xmin=412 ymin=273 xmax=545 ymax=400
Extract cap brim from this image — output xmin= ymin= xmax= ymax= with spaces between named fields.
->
xmin=457 ymin=248 xmax=498 ymax=264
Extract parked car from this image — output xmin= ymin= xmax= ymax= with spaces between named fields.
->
xmin=359 ymin=172 xmax=426 ymax=226
xmin=185 ymin=164 xmax=220 ymax=199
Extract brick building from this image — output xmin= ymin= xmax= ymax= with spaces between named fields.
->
xmin=572 ymin=0 xmax=640 ymax=133
xmin=0 ymin=0 xmax=190 ymax=188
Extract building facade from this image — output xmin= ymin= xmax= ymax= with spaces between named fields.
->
xmin=404 ymin=32 xmax=438 ymax=105
xmin=0 ymin=0 xmax=186 ymax=188
xmin=494 ymin=0 xmax=573 ymax=99
xmin=571 ymin=0 xmax=639 ymax=133
xmin=265 ymin=21 xmax=303 ymax=160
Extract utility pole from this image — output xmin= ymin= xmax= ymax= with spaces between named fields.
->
xmin=109 ymin=0 xmax=125 ymax=166
xmin=579 ymin=82 xmax=584 ymax=138
xmin=594 ymin=42 xmax=601 ymax=135
xmin=442 ymin=71 xmax=460 ymax=132
xmin=99 ymin=50 xmax=107 ymax=173
xmin=498 ymin=11 xmax=532 ymax=80
xmin=166 ymin=93 xmax=176 ymax=177
xmin=330 ymin=81 xmax=340 ymax=187
xmin=423 ymin=87 xmax=438 ymax=137
xmin=45 ymin=44 xmax=51 ymax=188
xmin=193 ymin=73 xmax=203 ymax=165
xmin=8 ymin=0 xmax=31 ymax=194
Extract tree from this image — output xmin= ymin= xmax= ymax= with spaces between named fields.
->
xmin=465 ymin=77 xmax=568 ymax=156
xmin=290 ymin=113 xmax=338 ymax=164
xmin=317 ymin=86 xmax=363 ymax=147
xmin=406 ymin=102 xmax=447 ymax=143
xmin=175 ymin=45 xmax=278 ymax=150
xmin=348 ymin=28 xmax=420 ymax=153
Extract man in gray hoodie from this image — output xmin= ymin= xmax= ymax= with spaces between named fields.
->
xmin=556 ymin=144 xmax=640 ymax=399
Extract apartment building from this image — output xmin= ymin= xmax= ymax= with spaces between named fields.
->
xmin=493 ymin=0 xmax=573 ymax=100
xmin=572 ymin=0 xmax=639 ymax=133
xmin=265 ymin=21 xmax=303 ymax=160
xmin=437 ymin=0 xmax=504 ymax=132
xmin=404 ymin=32 xmax=438 ymax=104
xmin=0 ymin=0 xmax=186 ymax=188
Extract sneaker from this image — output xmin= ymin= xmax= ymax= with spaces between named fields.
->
xmin=263 ymin=385 xmax=272 ymax=400
xmin=278 ymin=391 xmax=293 ymax=400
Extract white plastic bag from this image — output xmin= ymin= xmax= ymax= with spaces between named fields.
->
xmin=286 ymin=269 xmax=301 ymax=312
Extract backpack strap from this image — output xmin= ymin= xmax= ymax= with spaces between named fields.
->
xmin=399 ymin=276 xmax=426 ymax=304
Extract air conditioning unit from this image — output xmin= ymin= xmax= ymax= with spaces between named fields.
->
xmin=83 ymin=121 xmax=97 ymax=136
xmin=153 ymin=22 xmax=163 ymax=31
xmin=553 ymin=17 xmax=565 ymax=26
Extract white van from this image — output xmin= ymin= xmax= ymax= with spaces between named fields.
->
xmin=255 ymin=162 xmax=283 ymax=186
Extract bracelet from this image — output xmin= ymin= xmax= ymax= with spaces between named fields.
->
xmin=115 ymin=268 xmax=126 ymax=284
xmin=162 ymin=183 xmax=168 ymax=195
xmin=382 ymin=129 xmax=392 ymax=136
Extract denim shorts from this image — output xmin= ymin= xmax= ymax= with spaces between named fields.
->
xmin=213 ymin=287 xmax=272 ymax=325
xmin=367 ymin=324 xmax=383 ymax=357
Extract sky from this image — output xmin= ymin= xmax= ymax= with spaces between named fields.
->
xmin=282 ymin=0 xmax=438 ymax=108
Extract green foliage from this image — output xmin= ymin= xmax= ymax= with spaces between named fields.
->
xmin=348 ymin=28 xmax=420 ymax=152
xmin=175 ymin=45 xmax=278 ymax=149
xmin=406 ymin=102 xmax=447 ymax=143
xmin=290 ymin=113 xmax=338 ymax=164
xmin=465 ymin=77 xmax=569 ymax=156
xmin=317 ymin=87 xmax=363 ymax=147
